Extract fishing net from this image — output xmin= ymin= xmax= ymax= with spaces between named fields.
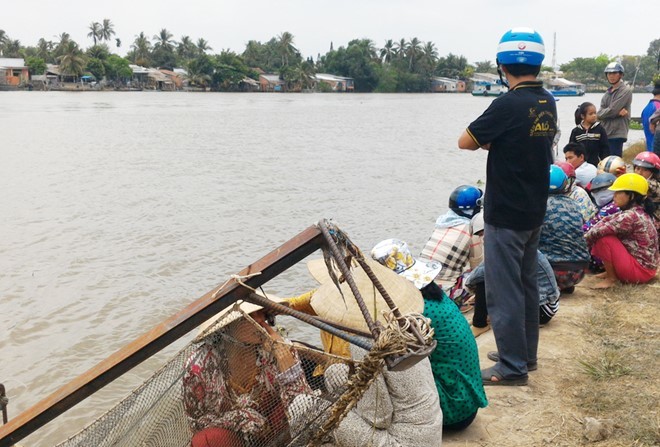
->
xmin=55 ymin=306 xmax=354 ymax=447
xmin=51 ymin=221 xmax=435 ymax=447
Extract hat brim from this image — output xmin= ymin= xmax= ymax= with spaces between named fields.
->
xmin=400 ymin=258 xmax=442 ymax=290
xmin=310 ymin=258 xmax=423 ymax=333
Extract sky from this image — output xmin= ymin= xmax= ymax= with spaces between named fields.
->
xmin=3 ymin=0 xmax=658 ymax=66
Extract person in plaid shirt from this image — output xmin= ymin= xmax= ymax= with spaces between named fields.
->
xmin=420 ymin=185 xmax=484 ymax=309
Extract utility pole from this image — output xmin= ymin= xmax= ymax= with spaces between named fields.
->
xmin=551 ymin=32 xmax=557 ymax=72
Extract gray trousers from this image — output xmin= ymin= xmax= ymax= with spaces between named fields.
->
xmin=484 ymin=223 xmax=540 ymax=378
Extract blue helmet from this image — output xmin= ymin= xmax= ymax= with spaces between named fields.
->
xmin=449 ymin=185 xmax=483 ymax=218
xmin=548 ymin=165 xmax=568 ymax=193
xmin=590 ymin=173 xmax=617 ymax=192
xmin=496 ymin=28 xmax=545 ymax=66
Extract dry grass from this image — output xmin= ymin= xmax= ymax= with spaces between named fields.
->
xmin=622 ymin=141 xmax=647 ymax=163
xmin=565 ymin=283 xmax=660 ymax=445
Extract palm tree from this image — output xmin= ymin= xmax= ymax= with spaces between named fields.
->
xmin=3 ymin=39 xmax=21 ymax=58
xmin=407 ymin=37 xmax=422 ymax=70
xmin=277 ymin=31 xmax=297 ymax=67
xmin=53 ymin=32 xmax=71 ymax=59
xmin=58 ymin=41 xmax=86 ymax=77
xmin=394 ymin=38 xmax=407 ymax=61
xmin=36 ymin=38 xmax=54 ymax=61
xmin=0 ymin=30 xmax=6 ymax=56
xmin=131 ymin=32 xmax=152 ymax=66
xmin=87 ymin=22 xmax=101 ymax=45
xmin=153 ymin=28 xmax=175 ymax=52
xmin=177 ymin=36 xmax=196 ymax=60
xmin=380 ymin=39 xmax=395 ymax=64
xmin=196 ymin=38 xmax=212 ymax=55
xmin=100 ymin=19 xmax=116 ymax=43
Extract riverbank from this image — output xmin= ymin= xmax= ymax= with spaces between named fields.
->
xmin=445 ymin=274 xmax=659 ymax=446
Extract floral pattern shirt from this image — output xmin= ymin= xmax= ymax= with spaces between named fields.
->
xmin=583 ymin=201 xmax=620 ymax=233
xmin=569 ymin=185 xmax=598 ymax=223
xmin=182 ymin=341 xmax=311 ymax=443
xmin=585 ymin=205 xmax=660 ymax=270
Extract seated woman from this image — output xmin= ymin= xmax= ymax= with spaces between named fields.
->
xmin=420 ymin=185 xmax=484 ymax=310
xmin=371 ymin=239 xmax=488 ymax=431
xmin=583 ymin=172 xmax=620 ymax=273
xmin=466 ymin=250 xmax=560 ymax=337
xmin=585 ymin=173 xmax=659 ymax=289
xmin=183 ymin=309 xmax=312 ymax=447
xmin=632 ymin=151 xmax=660 ymax=232
xmin=554 ymin=160 xmax=597 ymax=223
xmin=306 ymin=257 xmax=445 ymax=445
xmin=540 ymin=165 xmax=591 ymax=293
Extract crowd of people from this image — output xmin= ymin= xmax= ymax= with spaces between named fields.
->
xmin=177 ymin=27 xmax=659 ymax=447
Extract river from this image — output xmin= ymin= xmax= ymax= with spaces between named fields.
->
xmin=0 ymin=91 xmax=648 ymax=445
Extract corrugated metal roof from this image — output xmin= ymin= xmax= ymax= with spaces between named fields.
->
xmin=0 ymin=58 xmax=25 ymax=68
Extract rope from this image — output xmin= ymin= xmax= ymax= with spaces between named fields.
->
xmin=211 ymin=272 xmax=262 ymax=299
xmin=308 ymin=309 xmax=434 ymax=446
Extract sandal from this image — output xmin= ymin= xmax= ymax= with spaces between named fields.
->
xmin=471 ymin=324 xmax=491 ymax=338
xmin=481 ymin=366 xmax=528 ymax=386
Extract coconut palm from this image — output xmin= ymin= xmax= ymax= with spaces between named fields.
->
xmin=53 ymin=32 xmax=71 ymax=59
xmin=58 ymin=41 xmax=86 ymax=77
xmin=407 ymin=37 xmax=422 ymax=70
xmin=277 ymin=31 xmax=297 ymax=67
xmin=100 ymin=19 xmax=116 ymax=43
xmin=153 ymin=28 xmax=175 ymax=52
xmin=380 ymin=39 xmax=395 ymax=64
xmin=3 ymin=39 xmax=21 ymax=58
xmin=87 ymin=22 xmax=101 ymax=45
xmin=131 ymin=32 xmax=152 ymax=66
xmin=394 ymin=38 xmax=407 ymax=61
xmin=36 ymin=38 xmax=54 ymax=62
xmin=0 ymin=30 xmax=6 ymax=56
xmin=196 ymin=38 xmax=212 ymax=55
xmin=177 ymin=36 xmax=196 ymax=61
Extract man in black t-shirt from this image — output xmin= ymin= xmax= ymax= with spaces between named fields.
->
xmin=458 ymin=28 xmax=557 ymax=386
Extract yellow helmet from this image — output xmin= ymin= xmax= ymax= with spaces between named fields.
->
xmin=608 ymin=173 xmax=649 ymax=196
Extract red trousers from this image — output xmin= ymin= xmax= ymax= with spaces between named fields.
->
xmin=591 ymin=235 xmax=657 ymax=284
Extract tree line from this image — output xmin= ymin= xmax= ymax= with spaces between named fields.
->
xmin=1 ymin=22 xmax=658 ymax=92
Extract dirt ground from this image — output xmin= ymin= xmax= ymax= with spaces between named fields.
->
xmin=443 ymin=273 xmax=659 ymax=447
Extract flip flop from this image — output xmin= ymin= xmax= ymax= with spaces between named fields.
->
xmin=481 ymin=366 xmax=528 ymax=386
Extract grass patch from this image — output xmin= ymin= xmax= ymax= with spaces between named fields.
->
xmin=622 ymin=140 xmax=646 ymax=163
xmin=570 ymin=283 xmax=660 ymax=445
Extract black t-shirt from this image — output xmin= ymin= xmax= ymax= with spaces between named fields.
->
xmin=466 ymin=81 xmax=557 ymax=230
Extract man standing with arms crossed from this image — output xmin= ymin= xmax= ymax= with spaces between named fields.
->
xmin=598 ymin=62 xmax=633 ymax=157
xmin=458 ymin=28 xmax=557 ymax=385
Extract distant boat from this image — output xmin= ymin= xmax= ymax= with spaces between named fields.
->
xmin=471 ymin=80 xmax=507 ymax=97
xmin=546 ymin=77 xmax=585 ymax=97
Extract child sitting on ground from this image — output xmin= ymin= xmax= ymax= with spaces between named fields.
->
xmin=585 ymin=173 xmax=659 ymax=289
xmin=539 ymin=165 xmax=591 ymax=293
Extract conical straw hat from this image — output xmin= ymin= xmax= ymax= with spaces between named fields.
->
xmin=306 ymin=257 xmax=356 ymax=285
xmin=310 ymin=257 xmax=423 ymax=333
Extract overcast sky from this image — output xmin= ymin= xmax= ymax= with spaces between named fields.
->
xmin=4 ymin=0 xmax=658 ymax=66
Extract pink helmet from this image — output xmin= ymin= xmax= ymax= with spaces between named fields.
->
xmin=633 ymin=151 xmax=660 ymax=171
xmin=554 ymin=160 xmax=576 ymax=178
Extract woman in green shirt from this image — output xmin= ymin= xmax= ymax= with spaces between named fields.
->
xmin=371 ymin=239 xmax=488 ymax=431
